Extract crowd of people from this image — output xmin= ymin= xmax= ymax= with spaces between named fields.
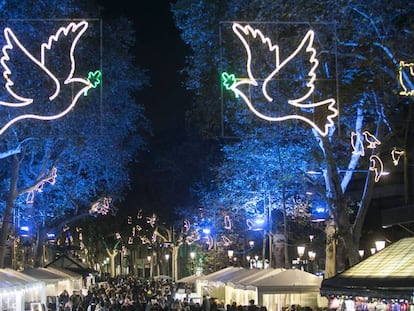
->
xmin=54 ymin=275 xmax=257 ymax=311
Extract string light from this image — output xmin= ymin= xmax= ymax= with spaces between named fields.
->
xmin=226 ymin=23 xmax=338 ymax=137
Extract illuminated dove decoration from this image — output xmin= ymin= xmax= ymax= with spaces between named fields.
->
xmin=226 ymin=23 xmax=338 ymax=137
xmin=398 ymin=61 xmax=414 ymax=96
xmin=369 ymin=155 xmax=384 ymax=182
xmin=351 ymin=131 xmax=381 ymax=156
xmin=391 ymin=148 xmax=405 ymax=166
xmin=0 ymin=21 xmax=100 ymax=135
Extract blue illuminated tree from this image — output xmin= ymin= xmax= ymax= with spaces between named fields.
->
xmin=0 ymin=1 xmax=151 ymax=267
xmin=172 ymin=0 xmax=414 ymax=276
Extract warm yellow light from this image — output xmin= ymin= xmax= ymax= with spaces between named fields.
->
xmin=308 ymin=251 xmax=316 ymax=261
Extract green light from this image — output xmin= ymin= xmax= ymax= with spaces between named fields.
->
xmin=84 ymin=70 xmax=102 ymax=96
xmin=221 ymin=71 xmax=236 ymax=89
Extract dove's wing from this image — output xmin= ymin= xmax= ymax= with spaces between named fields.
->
xmin=282 ymin=30 xmax=318 ymax=107
xmin=0 ymin=27 xmax=59 ymax=107
xmin=40 ymin=21 xmax=90 ymax=88
xmin=231 ymin=23 xmax=280 ymax=98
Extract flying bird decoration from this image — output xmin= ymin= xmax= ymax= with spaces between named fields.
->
xmin=391 ymin=148 xmax=405 ymax=166
xmin=224 ymin=23 xmax=338 ymax=137
xmin=350 ymin=130 xmax=381 ymax=156
xmin=0 ymin=20 xmax=100 ymax=135
xmin=398 ymin=61 xmax=414 ymax=96
xmin=369 ymin=155 xmax=384 ymax=183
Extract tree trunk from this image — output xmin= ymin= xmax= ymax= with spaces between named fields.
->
xmin=0 ymin=155 xmax=20 ymax=268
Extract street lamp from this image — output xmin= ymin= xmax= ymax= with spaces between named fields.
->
xmin=307 ymin=251 xmax=316 ymax=273
xmin=165 ymin=253 xmax=170 ymax=276
xmin=190 ymin=251 xmax=196 ymax=274
xmin=358 ymin=250 xmax=365 ymax=258
xmin=147 ymin=255 xmax=152 ymax=278
xmin=297 ymin=246 xmax=305 ymax=258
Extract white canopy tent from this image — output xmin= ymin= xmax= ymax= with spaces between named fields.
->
xmin=225 ymin=268 xmax=286 ymax=307
xmin=194 ymin=268 xmax=327 ymax=311
xmin=22 ymin=267 xmax=82 ymax=297
xmin=0 ymin=268 xmax=46 ymax=311
xmin=250 ymin=269 xmax=327 ymax=311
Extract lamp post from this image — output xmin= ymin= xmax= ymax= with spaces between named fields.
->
xmin=296 ymin=246 xmax=306 ymax=271
xmin=190 ymin=251 xmax=196 ymax=274
xmin=147 ymin=255 xmax=152 ymax=278
xmin=228 ymin=250 xmax=234 ymax=266
xmin=165 ymin=253 xmax=170 ymax=277
xmin=307 ymin=251 xmax=316 ymax=273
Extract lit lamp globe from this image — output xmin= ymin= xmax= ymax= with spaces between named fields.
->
xmin=297 ymin=246 xmax=305 ymax=258
xmin=308 ymin=251 xmax=316 ymax=261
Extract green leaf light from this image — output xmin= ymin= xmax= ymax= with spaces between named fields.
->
xmin=84 ymin=70 xmax=102 ymax=96
xmin=221 ymin=71 xmax=238 ymax=98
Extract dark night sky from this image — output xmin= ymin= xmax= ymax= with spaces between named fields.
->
xmin=98 ymin=0 xmax=191 ymax=217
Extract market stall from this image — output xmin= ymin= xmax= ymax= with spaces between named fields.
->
xmin=250 ymin=269 xmax=326 ymax=311
xmin=320 ymin=236 xmax=414 ymax=301
xmin=0 ymin=268 xmax=46 ymax=311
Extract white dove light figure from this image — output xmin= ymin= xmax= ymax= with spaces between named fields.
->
xmin=229 ymin=23 xmax=338 ymax=137
xmin=0 ymin=21 xmax=96 ymax=135
xmin=369 ymin=155 xmax=384 ymax=183
xmin=398 ymin=61 xmax=414 ymax=96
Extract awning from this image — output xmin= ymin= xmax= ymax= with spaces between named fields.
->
xmin=320 ymin=237 xmax=414 ymax=299
xmin=251 ymin=269 xmax=322 ymax=293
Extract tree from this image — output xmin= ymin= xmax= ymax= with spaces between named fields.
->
xmin=172 ymin=0 xmax=414 ymax=276
xmin=0 ymin=1 xmax=151 ymax=268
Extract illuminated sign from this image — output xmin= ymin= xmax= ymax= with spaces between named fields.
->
xmin=0 ymin=21 xmax=100 ymax=135
xmin=225 ymin=23 xmax=338 ymax=137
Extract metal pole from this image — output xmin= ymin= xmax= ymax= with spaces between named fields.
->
xmin=268 ymin=191 xmax=272 ymax=268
